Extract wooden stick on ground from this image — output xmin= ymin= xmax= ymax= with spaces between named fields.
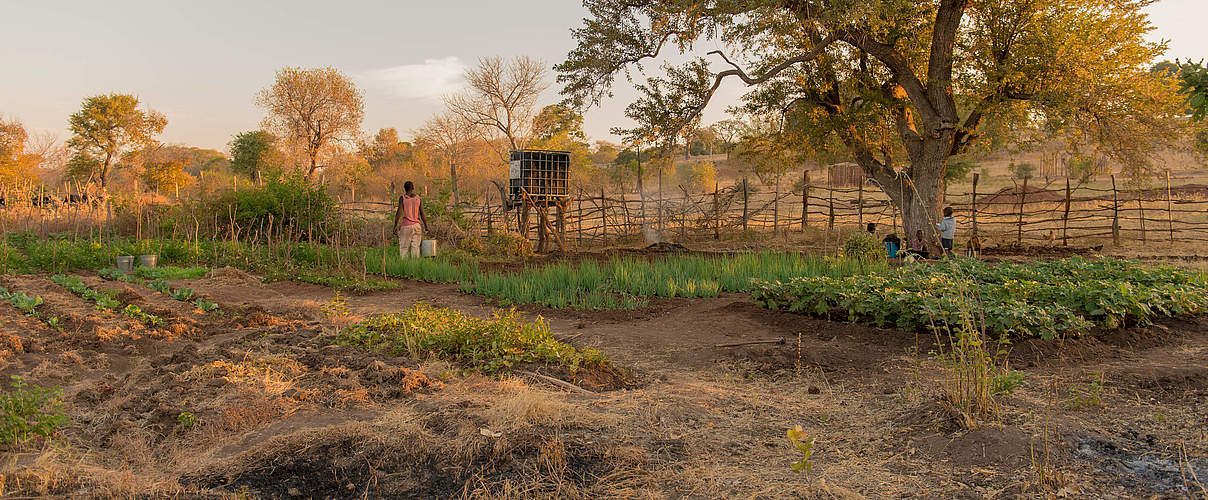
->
xmin=714 ymin=337 xmax=787 ymax=348
xmin=519 ymin=370 xmax=594 ymax=394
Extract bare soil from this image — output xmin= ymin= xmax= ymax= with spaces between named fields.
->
xmin=0 ymin=266 xmax=1205 ymax=498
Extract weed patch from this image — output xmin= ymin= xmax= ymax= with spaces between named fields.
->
xmin=339 ymin=303 xmax=610 ymax=374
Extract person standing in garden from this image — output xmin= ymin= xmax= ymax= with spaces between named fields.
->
xmin=937 ymin=206 xmax=957 ymax=256
xmin=392 ymin=181 xmax=428 ymax=258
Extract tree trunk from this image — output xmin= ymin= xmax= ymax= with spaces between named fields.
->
xmin=450 ymin=161 xmax=460 ymax=205
xmin=882 ymin=165 xmax=946 ymax=246
xmin=307 ymin=154 xmax=318 ymax=180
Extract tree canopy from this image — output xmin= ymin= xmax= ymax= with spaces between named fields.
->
xmin=229 ymin=130 xmax=282 ymax=179
xmin=445 ymin=56 xmax=549 ymax=156
xmin=67 ymin=93 xmax=166 ymax=189
xmin=257 ymin=66 xmax=364 ymax=179
xmin=558 ymin=0 xmax=1187 ymax=237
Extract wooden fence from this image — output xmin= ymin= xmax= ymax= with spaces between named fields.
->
xmin=341 ymin=172 xmax=1208 ymax=248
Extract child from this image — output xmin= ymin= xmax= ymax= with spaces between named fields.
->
xmin=907 ymin=230 xmax=930 ymax=259
xmin=937 ymin=206 xmax=957 ymax=255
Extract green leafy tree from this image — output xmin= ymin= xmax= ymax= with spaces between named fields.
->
xmin=257 ymin=67 xmax=365 ymax=179
xmin=557 ymin=0 xmax=1186 ymax=239
xmin=531 ymin=105 xmax=594 ymax=186
xmin=67 ymin=93 xmax=166 ymax=189
xmin=1176 ymin=60 xmax=1208 ymax=121
xmin=1007 ymin=161 xmax=1035 ymax=181
xmin=229 ymin=130 xmax=281 ymax=179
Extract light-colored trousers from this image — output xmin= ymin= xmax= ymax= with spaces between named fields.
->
xmin=398 ymin=224 xmax=422 ymax=258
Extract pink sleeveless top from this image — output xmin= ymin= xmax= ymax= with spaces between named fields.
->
xmin=400 ymin=195 xmax=421 ymax=226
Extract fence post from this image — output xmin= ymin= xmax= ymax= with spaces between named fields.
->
xmin=1017 ymin=176 xmax=1027 ymax=244
xmin=742 ymin=177 xmax=749 ymax=232
xmin=1063 ymin=177 xmax=1071 ymax=246
xmin=1138 ymin=187 xmax=1146 ymax=244
xmin=1111 ymin=175 xmax=1120 ymax=246
xmin=600 ymin=187 xmax=608 ymax=240
xmin=802 ymin=170 xmax=809 ymax=231
xmin=971 ymin=172 xmax=979 ymax=236
xmin=857 ymin=178 xmax=864 ymax=229
xmin=713 ymin=182 xmax=720 ymax=240
xmin=576 ymin=192 xmax=583 ymax=247
xmin=773 ymin=177 xmax=780 ymax=233
xmin=827 ymin=186 xmax=835 ymax=232
xmin=1167 ymin=170 xmax=1174 ymax=244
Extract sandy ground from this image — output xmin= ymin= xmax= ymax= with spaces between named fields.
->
xmin=0 ymin=266 xmax=1205 ymax=499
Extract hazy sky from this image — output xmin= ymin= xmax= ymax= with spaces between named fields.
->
xmin=1 ymin=0 xmax=1204 ymax=152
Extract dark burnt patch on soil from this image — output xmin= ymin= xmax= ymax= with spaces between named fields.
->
xmin=189 ymin=425 xmax=623 ymax=499
xmin=1071 ymin=431 xmax=1208 ymax=495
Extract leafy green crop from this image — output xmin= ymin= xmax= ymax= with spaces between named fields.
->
xmin=339 ymin=303 xmax=611 ymax=374
xmin=133 ymin=265 xmax=210 ymax=281
xmin=0 ymin=376 xmax=68 ymax=445
xmin=122 ymin=304 xmax=163 ymax=326
xmin=193 ymin=298 xmax=218 ymax=312
xmin=51 ymin=274 xmax=121 ymax=311
xmin=751 ymin=257 xmax=1208 ymax=340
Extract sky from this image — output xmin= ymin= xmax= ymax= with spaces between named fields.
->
xmin=0 ymin=0 xmax=1204 ymax=152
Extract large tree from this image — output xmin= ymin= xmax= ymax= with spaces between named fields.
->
xmin=558 ymin=0 xmax=1186 ymax=239
xmin=415 ymin=112 xmax=476 ymax=204
xmin=0 ymin=116 xmax=37 ymax=188
xmin=229 ymin=130 xmax=283 ymax=179
xmin=257 ymin=66 xmax=364 ymax=180
xmin=445 ymin=56 xmax=549 ymax=158
xmin=67 ymin=93 xmax=166 ymax=189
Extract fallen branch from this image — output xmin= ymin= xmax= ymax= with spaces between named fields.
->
xmin=714 ymin=337 xmax=786 ymax=348
xmin=519 ymin=370 xmax=594 ymax=395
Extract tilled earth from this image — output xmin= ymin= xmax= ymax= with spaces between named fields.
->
xmin=0 ymin=267 xmax=1205 ymax=498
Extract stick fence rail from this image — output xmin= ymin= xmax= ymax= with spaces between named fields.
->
xmin=340 ymin=173 xmax=1208 ymax=247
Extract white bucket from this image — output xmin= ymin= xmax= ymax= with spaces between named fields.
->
xmin=116 ymin=256 xmax=134 ymax=273
xmin=420 ymin=239 xmax=437 ymax=257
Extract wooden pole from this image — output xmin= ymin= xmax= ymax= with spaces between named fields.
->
xmin=971 ymin=172 xmax=979 ymax=236
xmin=857 ymin=178 xmax=864 ymax=228
xmin=1167 ymin=170 xmax=1175 ymax=244
xmin=773 ymin=175 xmax=780 ymax=233
xmin=734 ymin=177 xmax=744 ymax=231
xmin=1111 ymin=175 xmax=1120 ymax=246
xmin=1063 ymin=177 xmax=1071 ymax=246
xmin=600 ymin=187 xmax=608 ymax=240
xmin=713 ymin=182 xmax=720 ymax=240
xmin=576 ymin=193 xmax=583 ymax=247
xmin=680 ymin=189 xmax=687 ymax=240
xmin=802 ymin=170 xmax=809 ymax=231
xmin=1138 ymin=187 xmax=1146 ymax=245
xmin=1017 ymin=175 xmax=1027 ymax=244
xmin=827 ymin=186 xmax=835 ymax=232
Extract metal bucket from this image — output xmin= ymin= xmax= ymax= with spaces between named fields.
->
xmin=116 ymin=256 xmax=135 ymax=273
xmin=420 ymin=239 xmax=437 ymax=258
xmin=139 ymin=254 xmax=157 ymax=268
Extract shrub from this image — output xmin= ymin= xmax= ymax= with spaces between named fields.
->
xmin=206 ymin=172 xmax=338 ymax=241
xmin=481 ymin=232 xmax=532 ymax=258
xmin=675 ymin=161 xmax=717 ymax=192
xmin=339 ymin=303 xmax=610 ymax=374
xmin=0 ymin=376 xmax=68 ymax=445
xmin=842 ymin=232 xmax=882 ymax=264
